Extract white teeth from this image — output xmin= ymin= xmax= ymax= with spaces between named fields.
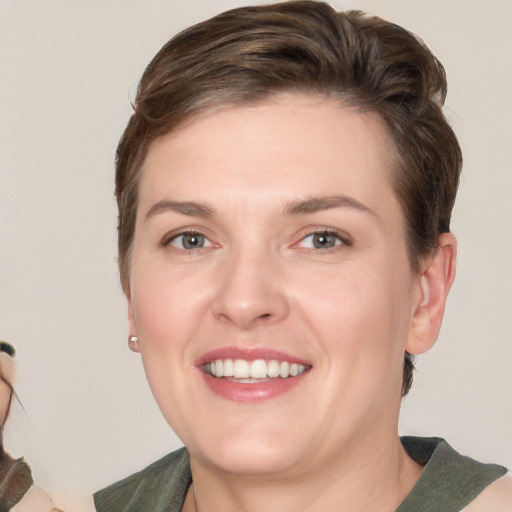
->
xmin=205 ymin=358 xmax=308 ymax=379
xmin=223 ymin=359 xmax=234 ymax=377
xmin=215 ymin=359 xmax=224 ymax=378
xmin=250 ymin=359 xmax=267 ymax=379
xmin=233 ymin=359 xmax=250 ymax=378
xmin=267 ymin=360 xmax=281 ymax=378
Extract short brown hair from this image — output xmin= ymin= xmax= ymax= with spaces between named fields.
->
xmin=115 ymin=1 xmax=462 ymax=396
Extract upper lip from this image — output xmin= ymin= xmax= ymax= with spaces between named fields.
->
xmin=195 ymin=347 xmax=311 ymax=367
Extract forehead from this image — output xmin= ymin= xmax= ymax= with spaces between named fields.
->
xmin=139 ymin=94 xmax=398 ymax=215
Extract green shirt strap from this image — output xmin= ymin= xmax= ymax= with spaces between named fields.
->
xmin=397 ymin=437 xmax=507 ymax=512
xmin=94 ymin=448 xmax=191 ymax=512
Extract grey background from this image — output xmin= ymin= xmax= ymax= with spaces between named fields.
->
xmin=1 ymin=0 xmax=511 ymax=504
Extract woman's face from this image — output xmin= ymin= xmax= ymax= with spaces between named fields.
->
xmin=128 ymin=95 xmax=423 ymax=476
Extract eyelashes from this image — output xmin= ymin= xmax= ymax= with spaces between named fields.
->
xmin=160 ymin=227 xmax=352 ymax=254
xmin=295 ymin=229 xmax=352 ymax=252
xmin=160 ymin=230 xmax=215 ymax=251
xmin=166 ymin=232 xmax=213 ymax=250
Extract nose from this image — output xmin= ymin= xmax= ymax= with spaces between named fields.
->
xmin=211 ymin=248 xmax=290 ymax=330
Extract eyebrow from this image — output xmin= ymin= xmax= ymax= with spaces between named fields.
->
xmin=283 ymin=195 xmax=376 ymax=217
xmin=144 ymin=194 xmax=375 ymax=222
xmin=145 ymin=200 xmax=214 ymax=221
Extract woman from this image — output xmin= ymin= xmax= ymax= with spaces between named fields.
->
xmin=94 ymin=2 xmax=511 ymax=510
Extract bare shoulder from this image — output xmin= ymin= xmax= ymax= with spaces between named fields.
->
xmin=54 ymin=493 xmax=97 ymax=512
xmin=11 ymin=486 xmax=97 ymax=512
xmin=464 ymin=473 xmax=512 ymax=512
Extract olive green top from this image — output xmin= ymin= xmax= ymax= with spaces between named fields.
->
xmin=94 ymin=437 xmax=507 ymax=512
xmin=0 ymin=455 xmax=33 ymax=511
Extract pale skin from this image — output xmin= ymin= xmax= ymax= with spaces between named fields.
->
xmin=126 ymin=94 xmax=511 ymax=511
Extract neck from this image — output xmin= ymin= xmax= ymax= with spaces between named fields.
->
xmin=184 ymin=432 xmax=422 ymax=512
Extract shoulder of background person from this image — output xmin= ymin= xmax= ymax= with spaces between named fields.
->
xmin=464 ymin=473 xmax=512 ymax=512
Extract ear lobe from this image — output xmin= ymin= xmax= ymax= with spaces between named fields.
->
xmin=127 ymin=294 xmax=140 ymax=353
xmin=406 ymin=233 xmax=457 ymax=355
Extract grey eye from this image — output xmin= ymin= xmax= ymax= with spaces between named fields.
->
xmin=298 ymin=232 xmax=342 ymax=249
xmin=171 ymin=233 xmax=210 ymax=249
xmin=311 ymin=233 xmax=338 ymax=248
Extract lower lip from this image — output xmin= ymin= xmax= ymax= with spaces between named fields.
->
xmin=200 ymin=371 xmax=309 ymax=402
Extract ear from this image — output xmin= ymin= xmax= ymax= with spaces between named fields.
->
xmin=406 ymin=233 xmax=457 ymax=355
xmin=127 ymin=292 xmax=140 ymax=353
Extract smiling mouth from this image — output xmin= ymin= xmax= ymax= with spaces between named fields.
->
xmin=202 ymin=358 xmax=310 ymax=381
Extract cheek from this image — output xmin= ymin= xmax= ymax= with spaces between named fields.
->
xmin=294 ymin=260 xmax=413 ymax=371
xmin=128 ymin=262 xmax=217 ymax=399
xmin=130 ymin=262 xmax=210 ymax=349
xmin=129 ymin=268 xmax=206 ymax=428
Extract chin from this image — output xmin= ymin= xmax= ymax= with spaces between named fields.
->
xmin=199 ymin=441 xmax=300 ymax=476
xmin=185 ymin=420 xmax=308 ymax=476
